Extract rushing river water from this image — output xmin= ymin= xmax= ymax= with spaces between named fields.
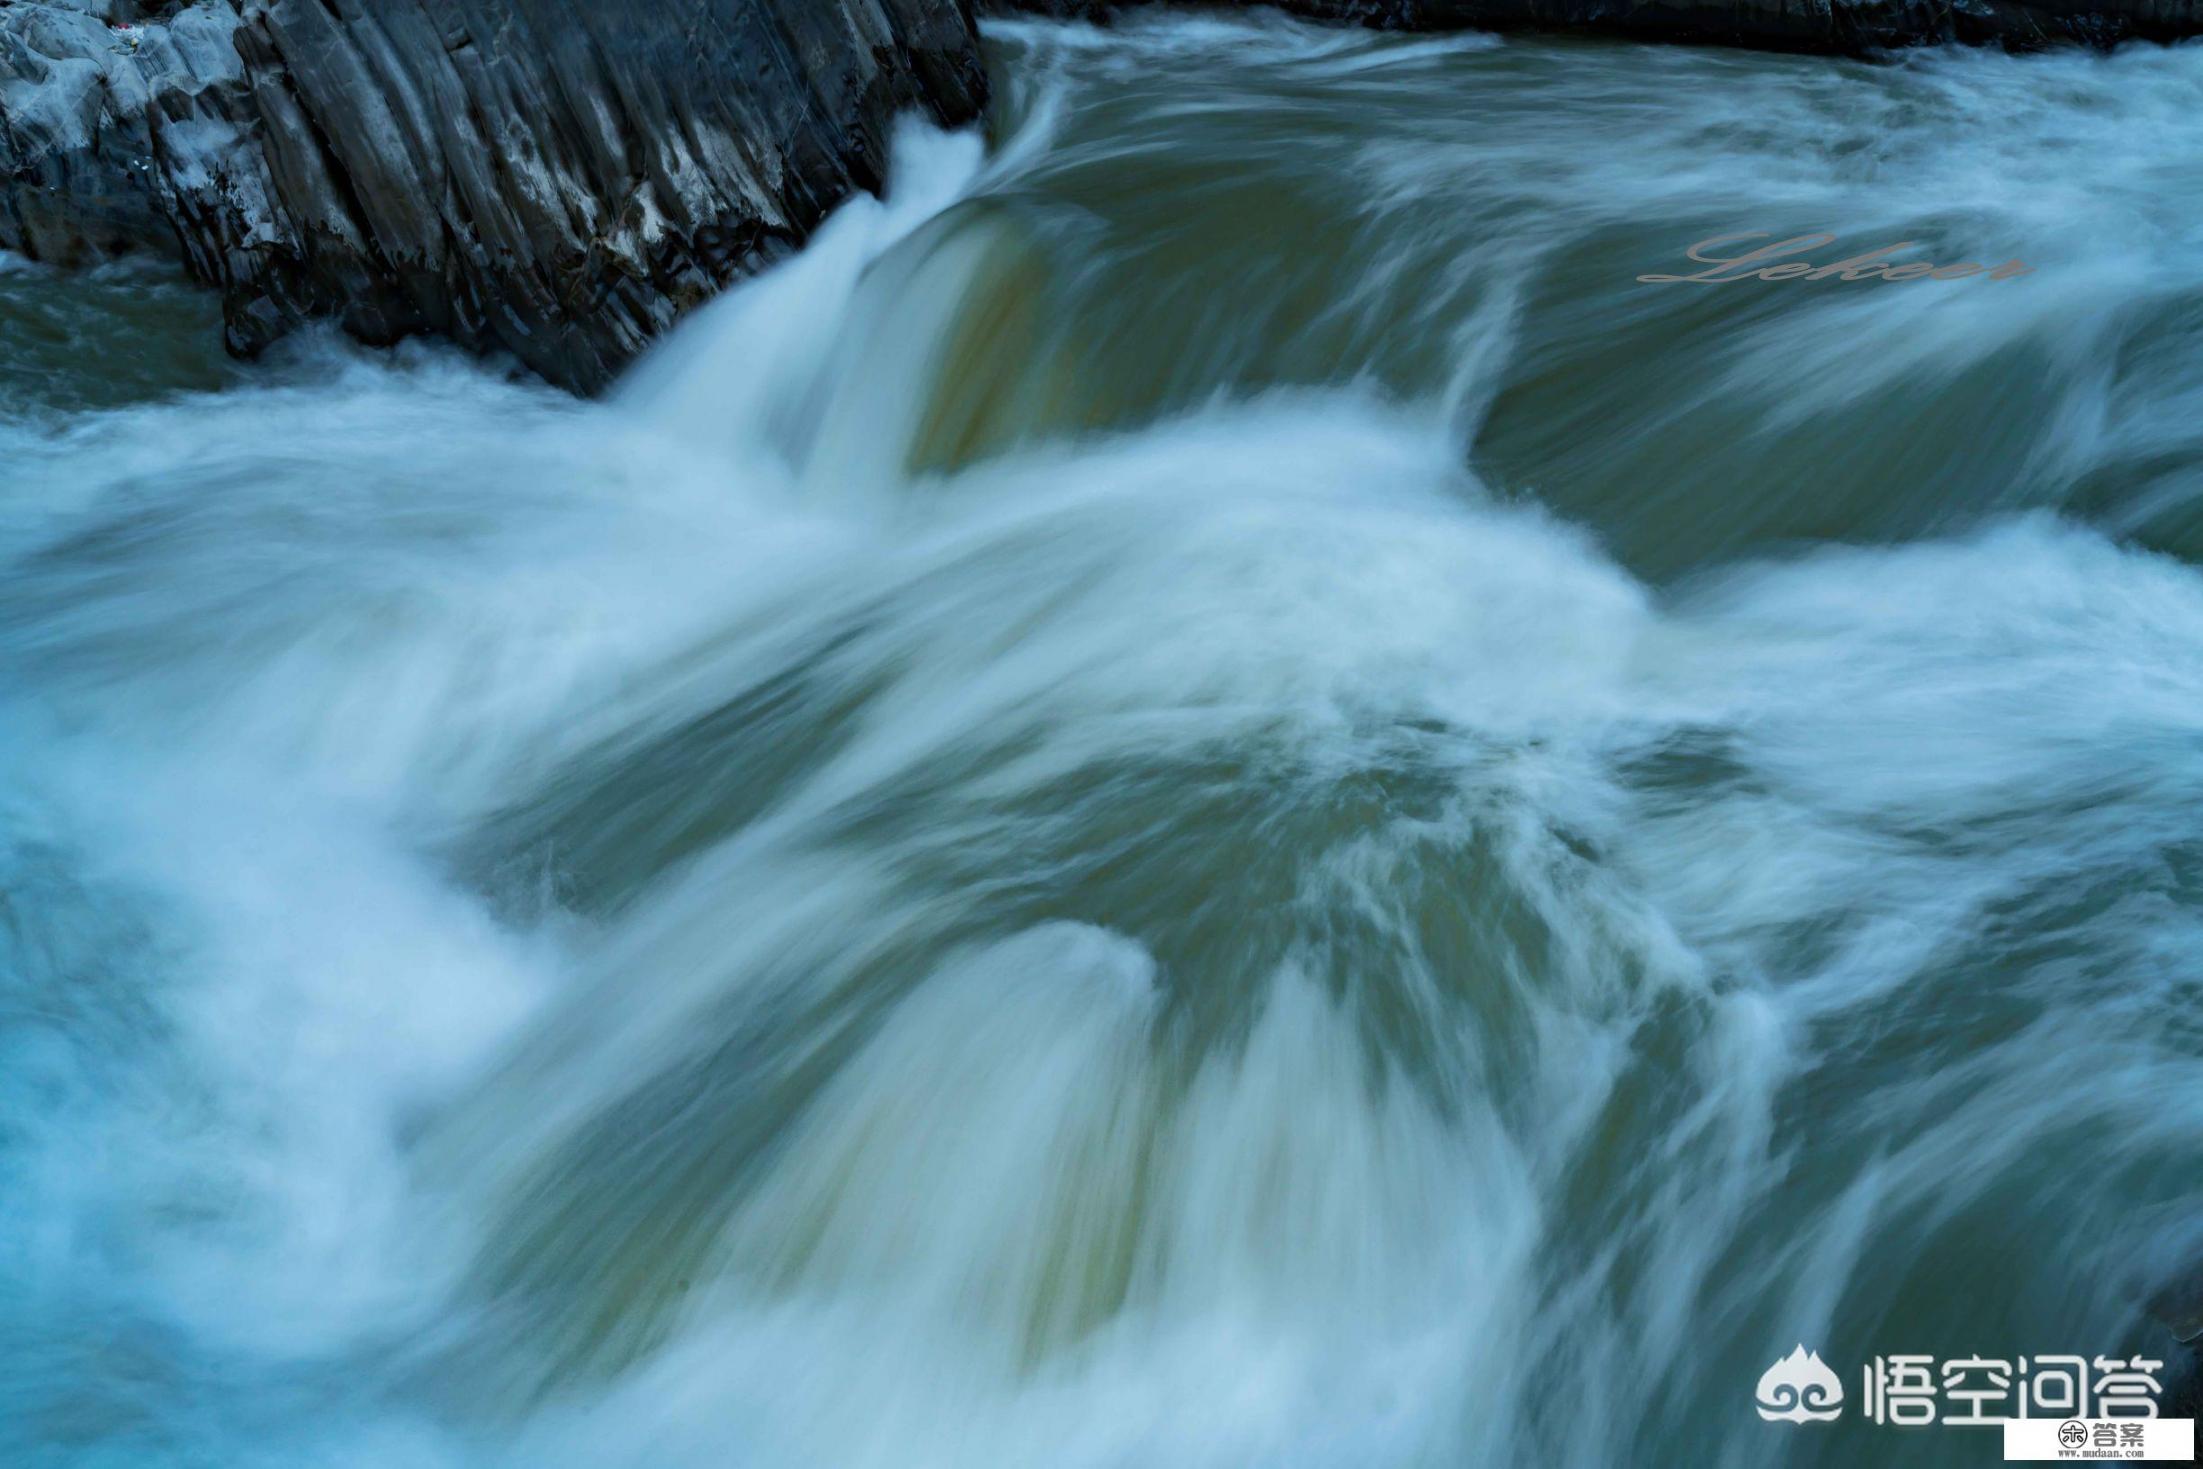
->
xmin=5 ymin=16 xmax=2203 ymax=1468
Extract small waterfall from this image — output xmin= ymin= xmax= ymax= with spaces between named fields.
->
xmin=2 ymin=16 xmax=2201 ymax=1469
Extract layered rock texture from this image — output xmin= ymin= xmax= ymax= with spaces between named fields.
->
xmin=3 ymin=0 xmax=2197 ymax=390
xmin=0 ymin=0 xmax=987 ymax=391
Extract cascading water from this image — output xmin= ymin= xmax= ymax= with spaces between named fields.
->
xmin=3 ymin=16 xmax=2201 ymax=1468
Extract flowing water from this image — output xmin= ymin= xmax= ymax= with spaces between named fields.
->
xmin=4 ymin=16 xmax=2203 ymax=1467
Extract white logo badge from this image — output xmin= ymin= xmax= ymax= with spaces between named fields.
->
xmin=1757 ymin=1345 xmax=1846 ymax=1423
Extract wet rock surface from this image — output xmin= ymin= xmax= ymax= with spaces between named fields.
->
xmin=0 ymin=0 xmax=987 ymax=391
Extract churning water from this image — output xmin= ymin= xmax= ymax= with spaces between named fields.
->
xmin=4 ymin=17 xmax=2202 ymax=1468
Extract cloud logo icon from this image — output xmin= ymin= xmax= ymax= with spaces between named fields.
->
xmin=1756 ymin=1345 xmax=1845 ymax=1423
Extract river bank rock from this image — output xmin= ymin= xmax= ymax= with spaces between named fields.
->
xmin=992 ymin=0 xmax=2201 ymax=54
xmin=0 ymin=0 xmax=987 ymax=392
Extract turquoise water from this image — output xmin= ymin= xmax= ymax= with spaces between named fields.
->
xmin=2 ymin=18 xmax=2201 ymax=1468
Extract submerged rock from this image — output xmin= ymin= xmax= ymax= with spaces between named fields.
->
xmin=0 ymin=0 xmax=987 ymax=392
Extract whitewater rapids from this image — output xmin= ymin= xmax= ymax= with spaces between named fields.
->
xmin=2 ymin=17 xmax=2201 ymax=1469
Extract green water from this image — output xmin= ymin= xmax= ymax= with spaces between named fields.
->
xmin=2 ymin=18 xmax=2201 ymax=1469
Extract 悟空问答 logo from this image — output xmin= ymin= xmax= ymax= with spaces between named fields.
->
xmin=1756 ymin=1346 xmax=1845 ymax=1423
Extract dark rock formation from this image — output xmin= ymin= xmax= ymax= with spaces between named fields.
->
xmin=993 ymin=0 xmax=2202 ymax=54
xmin=0 ymin=0 xmax=987 ymax=392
